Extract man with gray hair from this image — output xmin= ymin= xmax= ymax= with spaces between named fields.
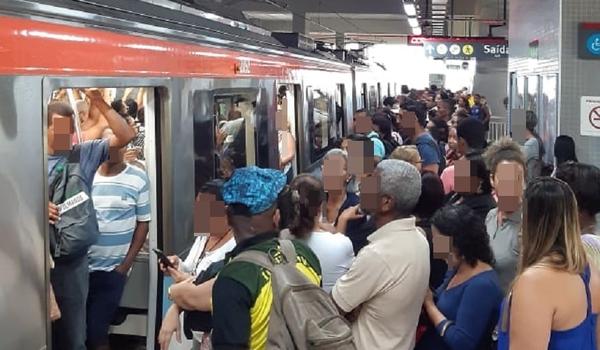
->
xmin=332 ymin=159 xmax=430 ymax=350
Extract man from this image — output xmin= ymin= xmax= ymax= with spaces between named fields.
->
xmin=86 ymin=144 xmax=150 ymax=350
xmin=412 ymin=105 xmax=442 ymax=174
xmin=435 ymin=99 xmax=453 ymax=123
xmin=352 ymin=109 xmax=385 ymax=162
xmin=470 ymin=94 xmax=491 ymax=129
xmin=47 ymin=90 xmax=135 ymax=350
xmin=210 ymin=166 xmax=322 ymax=349
xmin=332 ymin=159 xmax=430 ymax=350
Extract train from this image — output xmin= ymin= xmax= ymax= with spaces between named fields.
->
xmin=0 ymin=0 xmax=401 ymax=349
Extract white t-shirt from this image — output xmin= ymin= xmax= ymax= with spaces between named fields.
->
xmin=170 ymin=235 xmax=236 ymax=350
xmin=332 ymin=217 xmax=430 ymax=350
xmin=180 ymin=235 xmax=236 ymax=276
xmin=302 ymin=230 xmax=354 ymax=293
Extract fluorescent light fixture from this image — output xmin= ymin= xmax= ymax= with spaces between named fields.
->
xmin=412 ymin=27 xmax=422 ymax=35
xmin=345 ymin=43 xmax=360 ymax=50
xmin=403 ymin=2 xmax=417 ymax=16
xmin=408 ymin=17 xmax=419 ymax=27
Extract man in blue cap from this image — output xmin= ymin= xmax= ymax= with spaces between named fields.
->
xmin=210 ymin=166 xmax=322 ymax=349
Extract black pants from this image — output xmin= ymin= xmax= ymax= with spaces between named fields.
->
xmin=86 ymin=270 xmax=127 ymax=348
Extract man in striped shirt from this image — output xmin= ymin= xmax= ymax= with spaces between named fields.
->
xmin=86 ymin=143 xmax=151 ymax=350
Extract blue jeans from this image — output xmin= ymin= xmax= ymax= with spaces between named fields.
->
xmin=86 ymin=270 xmax=127 ymax=348
xmin=51 ymin=254 xmax=89 ymax=350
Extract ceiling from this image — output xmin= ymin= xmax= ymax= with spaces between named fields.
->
xmin=183 ymin=0 xmax=508 ymax=45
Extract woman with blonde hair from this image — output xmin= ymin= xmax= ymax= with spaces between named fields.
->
xmin=496 ymin=177 xmax=600 ymax=350
xmin=390 ymin=145 xmax=422 ymax=172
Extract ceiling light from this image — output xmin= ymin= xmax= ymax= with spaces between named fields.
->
xmin=408 ymin=17 xmax=419 ymax=27
xmin=412 ymin=27 xmax=422 ymax=35
xmin=403 ymin=2 xmax=417 ymax=16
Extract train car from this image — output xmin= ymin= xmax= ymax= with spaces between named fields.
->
xmin=0 ymin=1 xmax=392 ymax=349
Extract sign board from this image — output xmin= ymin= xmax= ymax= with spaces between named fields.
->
xmin=578 ymin=23 xmax=600 ymax=59
xmin=580 ymin=96 xmax=600 ymax=136
xmin=410 ymin=37 xmax=508 ymax=60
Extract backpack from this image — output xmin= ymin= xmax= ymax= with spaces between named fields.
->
xmin=368 ymin=133 xmax=399 ymax=158
xmin=48 ymin=149 xmax=99 ymax=261
xmin=232 ymin=239 xmax=356 ymax=350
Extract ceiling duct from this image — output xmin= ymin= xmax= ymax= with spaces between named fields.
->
xmin=271 ymin=32 xmax=316 ymax=51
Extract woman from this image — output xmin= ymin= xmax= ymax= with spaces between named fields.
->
xmin=554 ymin=135 xmax=578 ymax=167
xmin=278 ymin=120 xmax=296 ymax=184
xmin=372 ymin=112 xmax=400 ymax=157
xmin=496 ymin=177 xmax=600 ymax=350
xmin=287 ymin=174 xmax=354 ymax=292
xmin=159 ymin=180 xmax=236 ymax=350
xmin=414 ymin=172 xmax=447 ymax=288
xmin=417 ymin=205 xmax=503 ymax=350
xmin=446 ymin=154 xmax=496 ymax=222
xmin=445 ymin=127 xmax=460 ymax=167
xmin=320 ymin=148 xmax=360 ymax=233
xmin=390 ymin=145 xmax=422 ymax=171
xmin=555 ymin=162 xmax=600 ymax=268
xmin=483 ymin=137 xmax=526 ymax=293
xmin=523 ymin=111 xmax=545 ymax=182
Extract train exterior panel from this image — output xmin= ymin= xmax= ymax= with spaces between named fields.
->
xmin=0 ymin=1 xmax=391 ymax=349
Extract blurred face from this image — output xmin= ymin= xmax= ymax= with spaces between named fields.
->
xmin=347 ymin=140 xmax=374 ymax=177
xmin=474 ymin=95 xmax=481 ymax=105
xmin=492 ymin=161 xmax=525 ymax=213
xmin=194 ymin=192 xmax=228 ymax=236
xmin=353 ymin=114 xmax=372 ymax=134
xmin=399 ymin=111 xmax=418 ymax=140
xmin=432 ymin=225 xmax=456 ymax=266
xmin=48 ymin=114 xmax=74 ymax=152
xmin=359 ymin=172 xmax=380 ymax=214
xmin=322 ymin=155 xmax=348 ymax=192
xmin=220 ymin=158 xmax=234 ymax=179
xmin=106 ymin=146 xmax=126 ymax=165
xmin=454 ymin=158 xmax=480 ymax=194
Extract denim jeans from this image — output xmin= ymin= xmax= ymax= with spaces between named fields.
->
xmin=51 ymin=254 xmax=89 ymax=350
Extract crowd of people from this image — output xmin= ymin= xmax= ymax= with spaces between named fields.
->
xmin=46 ymin=83 xmax=600 ymax=350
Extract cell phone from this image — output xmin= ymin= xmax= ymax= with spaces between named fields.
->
xmin=152 ymin=248 xmax=174 ymax=269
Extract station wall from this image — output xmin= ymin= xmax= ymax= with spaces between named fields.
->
xmin=509 ymin=0 xmax=600 ymax=167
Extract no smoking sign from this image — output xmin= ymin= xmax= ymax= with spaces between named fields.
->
xmin=581 ymin=96 xmax=600 ymax=136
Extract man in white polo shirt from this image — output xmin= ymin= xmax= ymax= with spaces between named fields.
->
xmin=332 ymin=159 xmax=430 ymax=350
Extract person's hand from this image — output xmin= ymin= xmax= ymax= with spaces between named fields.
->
xmin=48 ymin=202 xmax=59 ymax=225
xmin=158 ymin=306 xmax=181 ymax=349
xmin=318 ymin=221 xmax=336 ymax=233
xmin=124 ymin=148 xmax=140 ymax=163
xmin=160 ymin=256 xmax=180 ymax=274
xmin=424 ymin=288 xmax=435 ymax=307
xmin=84 ymin=89 xmax=105 ymax=103
xmin=167 ymin=266 xmax=190 ymax=284
xmin=339 ymin=205 xmax=364 ymax=222
xmin=114 ymin=264 xmax=130 ymax=276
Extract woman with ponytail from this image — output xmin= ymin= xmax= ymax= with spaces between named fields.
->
xmin=288 ymin=174 xmax=355 ymax=292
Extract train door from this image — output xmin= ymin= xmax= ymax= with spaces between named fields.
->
xmin=42 ymin=80 xmax=166 ymax=350
xmin=275 ymin=83 xmax=299 ymax=179
xmin=336 ymin=84 xmax=347 ymax=137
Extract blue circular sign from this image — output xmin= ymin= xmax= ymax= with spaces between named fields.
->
xmin=586 ymin=34 xmax=600 ymax=55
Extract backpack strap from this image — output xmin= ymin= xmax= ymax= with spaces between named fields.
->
xmin=278 ymin=239 xmax=297 ymax=266
xmin=499 ymin=292 xmax=513 ymax=332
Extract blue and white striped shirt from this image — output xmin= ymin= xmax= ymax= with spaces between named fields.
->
xmin=89 ymin=165 xmax=151 ymax=271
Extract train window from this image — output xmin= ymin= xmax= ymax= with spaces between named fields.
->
xmin=213 ymin=90 xmax=258 ymax=180
xmin=308 ymin=87 xmax=336 ymax=164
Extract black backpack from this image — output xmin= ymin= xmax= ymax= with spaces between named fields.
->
xmin=48 ymin=149 xmax=100 ymax=261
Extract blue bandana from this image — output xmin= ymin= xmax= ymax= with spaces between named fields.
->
xmin=222 ymin=166 xmax=287 ymax=215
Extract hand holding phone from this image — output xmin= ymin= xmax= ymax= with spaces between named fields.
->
xmin=153 ymin=248 xmax=174 ymax=269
